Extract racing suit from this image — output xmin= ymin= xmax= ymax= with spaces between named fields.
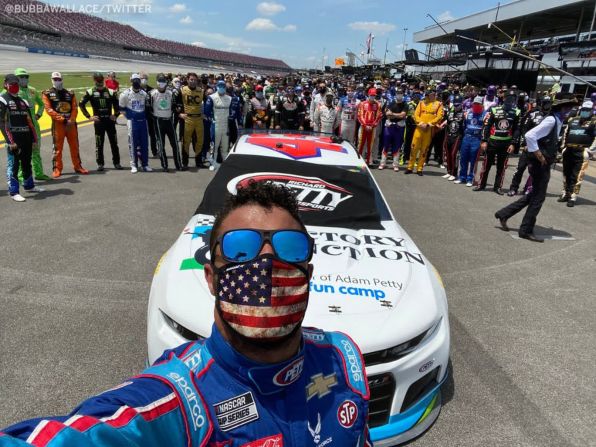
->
xmin=402 ymin=98 xmax=419 ymax=165
xmin=79 ymin=86 xmax=121 ymax=168
xmin=172 ymin=87 xmax=184 ymax=142
xmin=150 ymin=88 xmax=182 ymax=171
xmin=483 ymin=96 xmax=498 ymax=112
xmin=444 ymin=106 xmax=465 ymax=178
xmin=209 ymin=92 xmax=232 ymax=168
xmin=380 ymin=100 xmax=406 ymax=169
xmin=177 ymin=85 xmax=204 ymax=168
xmin=560 ymin=115 xmax=596 ymax=204
xmin=228 ymin=93 xmax=244 ymax=146
xmin=3 ymin=85 xmax=48 ymax=179
xmin=0 ymin=92 xmax=37 ymax=196
xmin=302 ymin=95 xmax=313 ymax=131
xmin=408 ymin=98 xmax=444 ymax=173
xmin=357 ymin=100 xmax=382 ymax=165
xmin=42 ymin=87 xmax=87 ymax=176
xmin=246 ymin=96 xmax=272 ymax=129
xmin=0 ymin=324 xmax=372 ymax=446
xmin=427 ymin=102 xmax=449 ymax=165
xmin=313 ymin=102 xmax=339 ymax=135
xmin=509 ymin=109 xmax=544 ymax=194
xmin=338 ymin=95 xmax=359 ymax=145
xmin=458 ymin=110 xmax=485 ymax=183
xmin=141 ymin=84 xmax=158 ymax=156
xmin=477 ymin=105 xmax=521 ymax=190
xmin=119 ymin=88 xmax=150 ymax=170
xmin=274 ymin=97 xmax=305 ymax=130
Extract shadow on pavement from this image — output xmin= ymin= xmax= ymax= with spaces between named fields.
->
xmin=30 ymin=188 xmax=74 ymax=199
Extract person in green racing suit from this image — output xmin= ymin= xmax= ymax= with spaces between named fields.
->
xmin=14 ymin=68 xmax=50 ymax=180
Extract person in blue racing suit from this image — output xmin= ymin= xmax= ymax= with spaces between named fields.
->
xmin=0 ymin=181 xmax=372 ymax=447
xmin=119 ymin=73 xmax=151 ymax=173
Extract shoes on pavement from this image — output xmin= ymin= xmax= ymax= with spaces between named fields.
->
xmin=75 ymin=167 xmax=89 ymax=175
xmin=448 ymin=175 xmax=456 ymax=181
xmin=52 ymin=169 xmax=61 ymax=178
xmin=114 ymin=164 xmax=123 ymax=170
xmin=466 ymin=181 xmax=473 ymax=187
xmin=26 ymin=186 xmax=45 ymax=193
xmin=393 ymin=166 xmax=399 ymax=172
xmin=442 ymin=173 xmax=450 ymax=179
xmin=378 ymin=164 xmax=385 ymax=170
xmin=143 ymin=166 xmax=153 ymax=172
xmin=557 ymin=195 xmax=569 ymax=202
xmin=567 ymin=200 xmax=575 ymax=207
xmin=439 ymin=164 xmax=446 ymax=169
xmin=404 ymin=169 xmax=413 ymax=175
xmin=473 ymin=186 xmax=485 ymax=191
xmin=97 ymin=165 xmax=104 ymax=172
xmin=11 ymin=193 xmax=26 ymax=202
xmin=35 ymin=174 xmax=51 ymax=181
xmin=493 ymin=187 xmax=504 ymax=195
xmin=453 ymin=179 xmax=462 ymax=184
xmin=507 ymin=189 xmax=517 ymax=197
xmin=494 ymin=212 xmax=509 ymax=231
xmin=131 ymin=166 xmax=138 ymax=173
xmin=417 ymin=171 xmax=423 ymax=176
xmin=519 ymin=233 xmax=544 ymax=243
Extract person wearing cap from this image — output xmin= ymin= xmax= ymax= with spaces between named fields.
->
xmin=313 ymin=91 xmax=339 ymax=135
xmin=474 ymin=89 xmax=521 ymax=194
xmin=139 ymin=72 xmax=158 ymax=157
xmin=175 ymin=72 xmax=204 ymax=169
xmin=357 ymin=88 xmax=382 ymax=165
xmin=274 ymin=86 xmax=304 ymax=131
xmin=405 ymin=86 xmax=444 ymax=175
xmin=246 ymin=85 xmax=271 ymax=129
xmin=150 ymin=73 xmax=182 ymax=172
xmin=105 ymin=71 xmax=119 ymax=91
xmin=401 ymin=88 xmax=420 ymax=166
xmin=1 ymin=74 xmax=44 ymax=202
xmin=2 ymin=68 xmax=50 ymax=180
xmin=495 ymin=94 xmax=577 ymax=242
xmin=483 ymin=85 xmax=499 ymax=112
xmin=378 ymin=93 xmax=406 ymax=171
xmin=208 ymin=80 xmax=232 ymax=171
xmin=507 ymin=96 xmax=551 ymax=196
xmin=300 ymin=86 xmax=313 ymax=131
xmin=455 ymin=96 xmax=486 ymax=186
xmin=119 ymin=73 xmax=152 ymax=173
xmin=79 ymin=72 xmax=122 ymax=171
xmin=42 ymin=72 xmax=89 ymax=177
xmin=338 ymin=84 xmax=359 ymax=145
xmin=558 ymin=99 xmax=596 ymax=207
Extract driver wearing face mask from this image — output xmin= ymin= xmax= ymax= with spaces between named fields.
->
xmin=149 ymin=73 xmax=182 ymax=172
xmin=0 ymin=182 xmax=372 ymax=446
xmin=42 ymin=71 xmax=89 ymax=178
xmin=175 ymin=72 xmax=204 ymax=169
xmin=208 ymin=80 xmax=232 ymax=171
xmin=247 ymin=85 xmax=271 ymax=129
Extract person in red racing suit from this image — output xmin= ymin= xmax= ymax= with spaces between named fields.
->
xmin=357 ymin=88 xmax=382 ymax=165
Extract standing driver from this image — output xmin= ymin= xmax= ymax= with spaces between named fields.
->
xmin=0 ymin=182 xmax=372 ymax=446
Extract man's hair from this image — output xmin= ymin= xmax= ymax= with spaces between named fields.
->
xmin=187 ymin=72 xmax=198 ymax=80
xmin=209 ymin=181 xmax=304 ymax=252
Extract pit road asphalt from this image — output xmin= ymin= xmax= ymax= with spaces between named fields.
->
xmin=0 ymin=125 xmax=594 ymax=447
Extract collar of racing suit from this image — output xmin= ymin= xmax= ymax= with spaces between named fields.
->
xmin=206 ymin=323 xmax=306 ymax=395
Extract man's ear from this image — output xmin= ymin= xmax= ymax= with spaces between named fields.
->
xmin=204 ymin=262 xmax=216 ymax=296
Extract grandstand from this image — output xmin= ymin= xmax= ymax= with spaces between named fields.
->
xmin=0 ymin=0 xmax=291 ymax=74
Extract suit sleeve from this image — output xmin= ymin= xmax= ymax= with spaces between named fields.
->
xmin=0 ymin=97 xmax=14 ymax=144
xmin=78 ymin=89 xmax=92 ymax=119
xmin=33 ymin=88 xmax=44 ymax=119
xmin=429 ymin=103 xmax=444 ymax=126
xmin=69 ymin=93 xmax=78 ymax=122
xmin=481 ymin=109 xmax=494 ymax=142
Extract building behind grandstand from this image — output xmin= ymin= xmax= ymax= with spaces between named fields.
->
xmin=0 ymin=0 xmax=291 ymax=74
xmin=410 ymin=0 xmax=596 ymax=96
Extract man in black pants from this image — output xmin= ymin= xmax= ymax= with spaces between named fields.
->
xmin=495 ymin=94 xmax=577 ymax=242
xmin=1 ymin=74 xmax=43 ymax=202
xmin=150 ymin=73 xmax=182 ymax=172
xmin=401 ymin=89 xmax=420 ymax=166
xmin=474 ymin=90 xmax=521 ymax=194
xmin=140 ymin=72 xmax=158 ymax=157
xmin=79 ymin=72 xmax=121 ymax=171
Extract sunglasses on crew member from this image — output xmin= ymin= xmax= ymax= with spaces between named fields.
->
xmin=211 ymin=229 xmax=314 ymax=264
xmin=17 ymin=75 xmax=29 ymax=79
xmin=52 ymin=78 xmax=62 ymax=81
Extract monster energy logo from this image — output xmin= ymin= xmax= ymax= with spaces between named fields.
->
xmin=98 ymin=98 xmax=107 ymax=108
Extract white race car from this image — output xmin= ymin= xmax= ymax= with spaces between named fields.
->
xmin=147 ymin=133 xmax=450 ymax=446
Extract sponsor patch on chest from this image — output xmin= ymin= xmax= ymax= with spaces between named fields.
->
xmin=213 ymin=391 xmax=259 ymax=431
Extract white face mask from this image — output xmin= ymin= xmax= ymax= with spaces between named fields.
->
xmin=173 ymin=81 xmax=181 ymax=89
xmin=52 ymin=80 xmax=63 ymax=90
xmin=157 ymin=81 xmax=167 ymax=90
xmin=140 ymin=78 xmax=148 ymax=86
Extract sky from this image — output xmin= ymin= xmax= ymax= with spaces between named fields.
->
xmin=45 ymin=0 xmax=512 ymax=68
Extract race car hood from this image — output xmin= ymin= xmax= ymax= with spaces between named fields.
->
xmin=155 ymin=214 xmax=443 ymax=355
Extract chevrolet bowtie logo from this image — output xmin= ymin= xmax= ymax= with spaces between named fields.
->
xmin=306 ymin=373 xmax=338 ymax=400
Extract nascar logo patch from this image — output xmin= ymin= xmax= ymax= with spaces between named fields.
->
xmin=213 ymin=392 xmax=259 ymax=432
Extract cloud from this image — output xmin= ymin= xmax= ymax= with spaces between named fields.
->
xmin=256 ymin=2 xmax=286 ymax=16
xmin=179 ymin=15 xmax=192 ymax=24
xmin=437 ymin=11 xmax=455 ymax=22
xmin=191 ymin=41 xmax=206 ymax=47
xmin=169 ymin=3 xmax=186 ymax=13
xmin=246 ymin=18 xmax=296 ymax=32
xmin=348 ymin=21 xmax=396 ymax=34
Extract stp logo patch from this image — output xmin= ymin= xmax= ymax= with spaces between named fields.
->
xmin=241 ymin=434 xmax=283 ymax=447
xmin=272 ymin=357 xmax=304 ymax=386
xmin=337 ymin=400 xmax=358 ymax=428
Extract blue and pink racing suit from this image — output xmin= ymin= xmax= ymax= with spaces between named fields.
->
xmin=119 ymin=88 xmax=149 ymax=169
xmin=0 ymin=324 xmax=372 ymax=446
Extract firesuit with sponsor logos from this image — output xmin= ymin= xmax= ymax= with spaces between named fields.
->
xmin=0 ymin=324 xmax=371 ymax=447
xmin=119 ymin=88 xmax=150 ymax=169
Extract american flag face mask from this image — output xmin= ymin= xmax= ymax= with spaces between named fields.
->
xmin=215 ymin=254 xmax=309 ymax=340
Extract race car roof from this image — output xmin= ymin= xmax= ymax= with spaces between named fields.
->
xmin=196 ymin=154 xmax=385 ymax=230
xmin=230 ymin=133 xmax=363 ymax=166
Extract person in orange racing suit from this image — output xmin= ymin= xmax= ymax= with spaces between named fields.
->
xmin=405 ymin=86 xmax=444 ymax=175
xmin=42 ymin=71 xmax=89 ymax=178
xmin=357 ymin=88 xmax=382 ymax=165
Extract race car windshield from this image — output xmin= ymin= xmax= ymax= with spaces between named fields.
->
xmin=196 ymin=154 xmax=390 ymax=230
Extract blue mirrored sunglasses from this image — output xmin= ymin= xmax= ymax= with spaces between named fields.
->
xmin=212 ymin=229 xmax=314 ymax=264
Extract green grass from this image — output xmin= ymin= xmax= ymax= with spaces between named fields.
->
xmin=25 ymin=72 xmax=160 ymax=94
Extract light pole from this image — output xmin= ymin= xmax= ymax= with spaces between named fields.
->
xmin=402 ymin=27 xmax=408 ymax=60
